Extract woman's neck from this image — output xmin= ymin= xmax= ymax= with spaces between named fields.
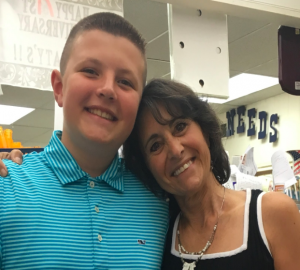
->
xmin=175 ymin=177 xmax=226 ymax=230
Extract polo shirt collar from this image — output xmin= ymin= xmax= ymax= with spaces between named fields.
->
xmin=44 ymin=131 xmax=124 ymax=192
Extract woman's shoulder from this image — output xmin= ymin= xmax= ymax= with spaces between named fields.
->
xmin=261 ymin=191 xmax=298 ymax=216
xmin=261 ymin=191 xmax=300 ymax=241
xmin=261 ymin=191 xmax=300 ymax=270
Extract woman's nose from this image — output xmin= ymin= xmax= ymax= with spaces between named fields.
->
xmin=167 ymin=138 xmax=184 ymax=159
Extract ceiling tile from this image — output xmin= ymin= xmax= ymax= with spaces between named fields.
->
xmin=124 ymin=0 xmax=168 ymax=42
xmin=146 ymin=59 xmax=170 ymax=81
xmin=229 ymin=24 xmax=279 ymax=72
xmin=146 ymin=31 xmax=170 ymax=62
xmin=228 ymin=16 xmax=270 ymax=44
xmin=246 ymin=58 xmax=278 ymax=77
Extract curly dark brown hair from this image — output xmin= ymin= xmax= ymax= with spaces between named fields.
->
xmin=123 ymin=79 xmax=230 ymax=212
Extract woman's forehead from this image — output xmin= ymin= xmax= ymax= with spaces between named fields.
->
xmin=140 ymin=103 xmax=185 ymax=125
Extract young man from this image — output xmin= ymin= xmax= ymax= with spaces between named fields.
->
xmin=0 ymin=13 xmax=168 ymax=269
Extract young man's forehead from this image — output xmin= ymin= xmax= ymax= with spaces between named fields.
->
xmin=68 ymin=29 xmax=146 ymax=67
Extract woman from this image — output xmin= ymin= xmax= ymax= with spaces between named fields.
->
xmin=123 ymin=79 xmax=300 ymax=270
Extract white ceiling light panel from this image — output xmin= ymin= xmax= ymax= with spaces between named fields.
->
xmin=206 ymin=73 xmax=279 ymax=104
xmin=0 ymin=105 xmax=35 ymax=125
xmin=228 ymin=73 xmax=278 ymax=100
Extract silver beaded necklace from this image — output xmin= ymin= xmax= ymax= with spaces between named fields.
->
xmin=177 ymin=186 xmax=226 ymax=270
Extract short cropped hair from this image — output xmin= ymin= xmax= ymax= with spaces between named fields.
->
xmin=60 ymin=12 xmax=147 ymax=84
xmin=123 ymin=79 xmax=230 ymax=199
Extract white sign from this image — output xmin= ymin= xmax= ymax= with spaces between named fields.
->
xmin=0 ymin=0 xmax=123 ymax=90
xmin=235 ymin=172 xmax=263 ymax=191
xmin=238 ymin=146 xmax=257 ymax=176
xmin=271 ymin=150 xmax=297 ymax=188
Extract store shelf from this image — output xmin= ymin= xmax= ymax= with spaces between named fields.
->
xmin=0 ymin=148 xmax=44 ymax=154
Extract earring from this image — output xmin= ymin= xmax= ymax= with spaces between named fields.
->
xmin=166 ymin=197 xmax=170 ymax=202
xmin=210 ymin=160 xmax=214 ymax=171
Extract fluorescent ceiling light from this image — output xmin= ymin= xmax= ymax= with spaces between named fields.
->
xmin=0 ymin=105 xmax=35 ymax=125
xmin=206 ymin=73 xmax=278 ymax=104
xmin=200 ymin=97 xmax=228 ymax=104
xmin=206 ymin=97 xmax=227 ymax=104
xmin=229 ymin=73 xmax=278 ymax=100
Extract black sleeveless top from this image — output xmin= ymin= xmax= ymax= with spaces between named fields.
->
xmin=161 ymin=190 xmax=274 ymax=270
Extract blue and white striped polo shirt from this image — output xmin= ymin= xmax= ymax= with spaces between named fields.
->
xmin=0 ymin=131 xmax=169 ymax=269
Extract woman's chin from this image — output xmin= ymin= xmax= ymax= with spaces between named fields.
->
xmin=173 ymin=182 xmax=203 ymax=197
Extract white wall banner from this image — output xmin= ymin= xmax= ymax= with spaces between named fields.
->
xmin=0 ymin=0 xmax=123 ymax=90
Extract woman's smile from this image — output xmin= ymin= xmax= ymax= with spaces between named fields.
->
xmin=172 ymin=158 xmax=195 ymax=177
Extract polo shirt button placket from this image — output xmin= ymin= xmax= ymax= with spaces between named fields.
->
xmin=95 ymin=206 xmax=99 ymax=213
xmin=90 ymin=181 xmax=95 ymax=188
xmin=98 ymin=234 xmax=102 ymax=242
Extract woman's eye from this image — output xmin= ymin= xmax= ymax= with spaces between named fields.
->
xmin=175 ymin=122 xmax=187 ymax=133
xmin=82 ymin=68 xmax=97 ymax=75
xmin=150 ymin=142 xmax=161 ymax=152
xmin=118 ymin=79 xmax=133 ymax=88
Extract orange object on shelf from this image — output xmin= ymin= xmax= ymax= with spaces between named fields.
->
xmin=4 ymin=129 xmax=13 ymax=148
xmin=0 ymin=127 xmax=7 ymax=148
xmin=0 ymin=126 xmax=37 ymax=149
xmin=12 ymin=142 xmax=23 ymax=148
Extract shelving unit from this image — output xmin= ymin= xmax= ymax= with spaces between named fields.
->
xmin=0 ymin=148 xmax=44 ymax=154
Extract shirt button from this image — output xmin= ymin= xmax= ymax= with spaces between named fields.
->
xmin=98 ymin=234 xmax=102 ymax=242
xmin=90 ymin=181 xmax=95 ymax=188
xmin=95 ymin=206 xmax=99 ymax=213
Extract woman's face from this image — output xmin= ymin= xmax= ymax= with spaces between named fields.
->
xmin=139 ymin=106 xmax=212 ymax=197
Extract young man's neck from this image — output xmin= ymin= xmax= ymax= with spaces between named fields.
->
xmin=61 ymin=131 xmax=119 ymax=178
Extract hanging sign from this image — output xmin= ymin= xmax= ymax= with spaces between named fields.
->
xmin=0 ymin=0 xmax=123 ymax=90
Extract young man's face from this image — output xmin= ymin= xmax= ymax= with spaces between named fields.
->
xmin=53 ymin=30 xmax=145 ymax=150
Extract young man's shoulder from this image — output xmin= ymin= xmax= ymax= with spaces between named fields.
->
xmin=2 ymin=150 xmax=47 ymax=177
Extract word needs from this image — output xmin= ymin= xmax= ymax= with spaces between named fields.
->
xmin=226 ymin=106 xmax=278 ymax=143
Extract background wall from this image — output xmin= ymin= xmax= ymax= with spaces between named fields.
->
xmin=219 ymin=93 xmax=300 ymax=168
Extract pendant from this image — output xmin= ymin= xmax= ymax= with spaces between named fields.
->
xmin=182 ymin=261 xmax=196 ymax=270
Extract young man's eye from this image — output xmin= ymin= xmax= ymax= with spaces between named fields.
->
xmin=150 ymin=142 xmax=161 ymax=152
xmin=118 ymin=79 xmax=133 ymax=88
xmin=82 ymin=68 xmax=97 ymax=75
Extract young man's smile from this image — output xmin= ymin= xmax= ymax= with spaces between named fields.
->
xmin=86 ymin=107 xmax=117 ymax=121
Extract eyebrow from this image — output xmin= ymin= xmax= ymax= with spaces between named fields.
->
xmin=75 ymin=58 xmax=103 ymax=68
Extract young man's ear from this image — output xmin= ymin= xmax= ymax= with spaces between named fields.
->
xmin=51 ymin=69 xmax=63 ymax=107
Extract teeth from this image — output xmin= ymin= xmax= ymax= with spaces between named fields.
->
xmin=88 ymin=109 xmax=114 ymax=120
xmin=173 ymin=160 xmax=192 ymax=176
